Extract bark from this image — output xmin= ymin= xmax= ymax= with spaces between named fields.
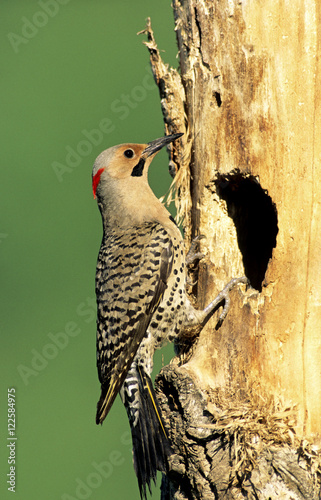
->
xmin=140 ymin=1 xmax=321 ymax=497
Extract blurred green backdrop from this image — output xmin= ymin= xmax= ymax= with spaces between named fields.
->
xmin=1 ymin=2 xmax=178 ymax=499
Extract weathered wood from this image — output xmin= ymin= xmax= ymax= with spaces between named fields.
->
xmin=141 ymin=0 xmax=321 ymax=497
xmin=157 ymin=365 xmax=319 ymax=499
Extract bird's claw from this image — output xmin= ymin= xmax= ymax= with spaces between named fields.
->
xmin=186 ymin=275 xmax=198 ymax=287
xmin=215 ymin=277 xmax=249 ymax=328
xmin=200 ymin=276 xmax=249 ymax=329
xmin=186 ymin=235 xmax=206 ymax=267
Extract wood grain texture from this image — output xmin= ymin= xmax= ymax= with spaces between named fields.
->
xmin=142 ymin=0 xmax=321 ymax=496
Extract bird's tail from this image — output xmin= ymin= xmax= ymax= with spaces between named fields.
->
xmin=122 ymin=366 xmax=172 ymax=500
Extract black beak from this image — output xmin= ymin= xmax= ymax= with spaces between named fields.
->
xmin=142 ymin=133 xmax=183 ymax=158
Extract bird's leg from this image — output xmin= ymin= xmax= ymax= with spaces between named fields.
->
xmin=186 ymin=235 xmax=205 ymax=287
xmin=199 ymin=276 xmax=249 ymax=329
xmin=185 ymin=237 xmax=249 ymax=328
xmin=186 ymin=234 xmax=205 ymax=267
xmin=176 ymin=277 xmax=248 ymax=360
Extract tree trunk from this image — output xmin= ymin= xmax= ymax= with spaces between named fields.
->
xmin=141 ymin=1 xmax=321 ymax=498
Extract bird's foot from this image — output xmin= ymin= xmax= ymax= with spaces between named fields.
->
xmin=201 ymin=276 xmax=249 ymax=328
xmin=186 ymin=235 xmax=205 ymax=267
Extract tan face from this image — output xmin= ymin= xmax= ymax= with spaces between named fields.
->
xmin=106 ymin=144 xmax=148 ymax=179
xmin=92 ymin=134 xmax=183 ymax=199
xmin=92 ymin=143 xmax=153 ymax=199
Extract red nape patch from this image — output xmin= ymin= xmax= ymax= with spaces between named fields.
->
xmin=92 ymin=168 xmax=105 ymax=199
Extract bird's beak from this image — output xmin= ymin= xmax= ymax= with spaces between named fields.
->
xmin=142 ymin=133 xmax=183 ymax=158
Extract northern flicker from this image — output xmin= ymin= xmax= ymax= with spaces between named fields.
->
xmin=92 ymin=133 xmax=247 ymax=499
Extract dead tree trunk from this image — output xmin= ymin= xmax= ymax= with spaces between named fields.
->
xmin=140 ymin=1 xmax=321 ymax=498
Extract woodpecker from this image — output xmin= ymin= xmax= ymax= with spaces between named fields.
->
xmin=92 ymin=133 xmax=247 ymax=499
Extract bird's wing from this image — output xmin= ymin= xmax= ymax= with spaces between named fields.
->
xmin=95 ymin=222 xmax=174 ymax=424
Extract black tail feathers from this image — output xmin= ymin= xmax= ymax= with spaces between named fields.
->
xmin=131 ymin=367 xmax=172 ymax=500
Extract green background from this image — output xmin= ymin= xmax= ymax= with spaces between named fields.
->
xmin=1 ymin=2 xmax=178 ymax=499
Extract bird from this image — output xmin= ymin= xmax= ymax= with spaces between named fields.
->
xmin=92 ymin=133 xmax=248 ymax=499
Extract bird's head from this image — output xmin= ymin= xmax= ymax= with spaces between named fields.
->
xmin=92 ymin=133 xmax=183 ymax=226
xmin=92 ymin=133 xmax=183 ymax=199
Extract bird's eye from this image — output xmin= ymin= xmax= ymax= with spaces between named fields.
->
xmin=124 ymin=149 xmax=134 ymax=159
